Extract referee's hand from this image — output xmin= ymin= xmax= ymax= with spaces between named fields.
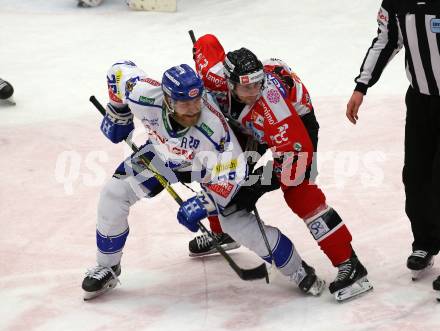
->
xmin=346 ymin=91 xmax=364 ymax=124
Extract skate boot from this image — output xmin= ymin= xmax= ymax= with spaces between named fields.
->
xmin=189 ymin=232 xmax=240 ymax=257
xmin=0 ymin=78 xmax=15 ymax=104
xmin=329 ymin=254 xmax=373 ymax=302
xmin=433 ymin=276 xmax=440 ymax=302
xmin=407 ymin=250 xmax=434 ymax=281
xmin=126 ymin=0 xmax=177 ymax=12
xmin=291 ymin=261 xmax=326 ymax=296
xmin=77 ymin=0 xmax=103 ymax=7
xmin=82 ymin=264 xmax=121 ymax=301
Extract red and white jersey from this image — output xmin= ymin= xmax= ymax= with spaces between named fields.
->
xmin=192 ymin=34 xmax=316 ymax=179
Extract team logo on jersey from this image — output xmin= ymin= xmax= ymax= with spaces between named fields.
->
xmin=188 ymin=88 xmax=200 ymax=97
xmin=431 ymin=19 xmax=440 ymax=33
xmin=267 ymin=89 xmax=281 ymax=104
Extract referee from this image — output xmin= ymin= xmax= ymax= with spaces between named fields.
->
xmin=346 ymin=0 xmax=440 ymax=294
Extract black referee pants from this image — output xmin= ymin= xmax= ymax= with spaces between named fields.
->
xmin=403 ymin=86 xmax=440 ymax=255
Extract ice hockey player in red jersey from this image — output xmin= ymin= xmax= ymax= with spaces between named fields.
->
xmin=191 ymin=34 xmax=373 ymax=301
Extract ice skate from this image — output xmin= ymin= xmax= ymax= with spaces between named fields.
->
xmin=77 ymin=0 xmax=103 ymax=8
xmin=189 ymin=232 xmax=240 ymax=257
xmin=407 ymin=250 xmax=434 ymax=281
xmin=433 ymin=276 xmax=440 ymax=302
xmin=291 ymin=261 xmax=326 ymax=296
xmin=0 ymin=78 xmax=15 ymax=105
xmin=329 ymin=254 xmax=373 ymax=302
xmin=82 ymin=264 xmax=121 ymax=301
xmin=126 ymin=0 xmax=177 ymax=12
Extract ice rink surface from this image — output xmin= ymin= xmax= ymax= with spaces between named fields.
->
xmin=1 ymin=0 xmax=439 ymax=330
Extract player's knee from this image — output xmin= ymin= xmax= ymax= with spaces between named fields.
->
xmin=284 ymin=182 xmax=326 ymax=219
xmin=99 ymin=177 xmax=138 ymax=210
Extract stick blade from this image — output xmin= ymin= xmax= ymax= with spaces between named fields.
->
xmin=238 ymin=263 xmax=269 ymax=282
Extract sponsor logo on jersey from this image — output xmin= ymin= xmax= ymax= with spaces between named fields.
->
xmin=267 ymin=89 xmax=281 ymax=104
xmin=431 ymin=19 xmax=440 ymax=33
xmin=144 ymin=123 xmax=195 ymax=160
xmin=270 ymin=123 xmax=289 ymax=145
xmin=142 ymin=117 xmax=159 ymax=127
xmin=267 ymin=73 xmax=287 ymax=98
xmin=214 ymin=159 xmax=238 ymax=174
xmin=206 ymin=72 xmax=227 ymax=88
xmin=206 ymin=182 xmax=234 ymax=198
xmin=200 ymin=122 xmax=214 ymax=136
xmin=188 ymin=88 xmax=200 ymax=97
xmin=115 ymin=69 xmax=123 ymax=100
xmin=141 ymin=77 xmax=161 ymax=87
xmin=139 ymin=96 xmax=156 ymax=105
xmin=259 ymin=99 xmax=276 ymax=125
xmin=294 ymin=142 xmax=302 ymax=152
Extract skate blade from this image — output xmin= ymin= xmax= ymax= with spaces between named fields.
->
xmin=411 ymin=260 xmax=434 ymax=281
xmin=308 ymin=278 xmax=326 ymax=296
xmin=83 ymin=279 xmax=118 ymax=301
xmin=0 ymin=97 xmax=16 ymax=105
xmin=334 ymin=276 xmax=373 ymax=302
xmin=189 ymin=242 xmax=241 ymax=257
xmin=127 ymin=0 xmax=177 ymax=12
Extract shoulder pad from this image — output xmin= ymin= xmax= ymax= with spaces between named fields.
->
xmin=127 ymin=79 xmax=163 ymax=108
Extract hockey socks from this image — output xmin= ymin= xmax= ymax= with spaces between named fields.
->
xmin=305 ymin=207 xmax=353 ymax=266
xmin=261 ymin=231 xmax=325 ymax=296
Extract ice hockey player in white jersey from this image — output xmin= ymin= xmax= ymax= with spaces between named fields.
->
xmin=81 ymin=60 xmax=325 ymax=300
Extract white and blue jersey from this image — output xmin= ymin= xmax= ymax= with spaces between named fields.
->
xmin=106 ymin=61 xmax=248 ymax=209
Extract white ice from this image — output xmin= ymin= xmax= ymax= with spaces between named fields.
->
xmin=1 ymin=1 xmax=439 ymax=330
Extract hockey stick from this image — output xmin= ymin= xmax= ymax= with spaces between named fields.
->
xmin=89 ymin=95 xmax=268 ymax=282
xmin=253 ymin=207 xmax=274 ymax=263
xmin=188 ymin=30 xmax=196 ymax=44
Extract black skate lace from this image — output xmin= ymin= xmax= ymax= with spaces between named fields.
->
xmin=86 ymin=266 xmax=120 ymax=284
xmin=411 ymin=250 xmax=428 ymax=258
xmin=196 ymin=233 xmax=214 ymax=249
xmin=336 ymin=262 xmax=353 ymax=281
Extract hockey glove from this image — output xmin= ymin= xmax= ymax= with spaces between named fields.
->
xmin=227 ymin=161 xmax=280 ymax=213
xmin=177 ymin=192 xmax=217 ymax=232
xmin=100 ymin=104 xmax=134 ymax=144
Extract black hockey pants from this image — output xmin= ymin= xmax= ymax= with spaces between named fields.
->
xmin=403 ymin=86 xmax=440 ymax=255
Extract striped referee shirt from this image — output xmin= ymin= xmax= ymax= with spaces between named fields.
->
xmin=355 ymin=0 xmax=440 ymax=96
